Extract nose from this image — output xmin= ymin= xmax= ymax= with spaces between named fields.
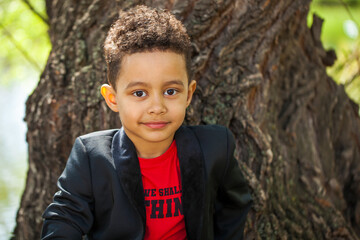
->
xmin=147 ymin=94 xmax=167 ymax=115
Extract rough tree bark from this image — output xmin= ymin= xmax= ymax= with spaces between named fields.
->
xmin=14 ymin=0 xmax=360 ymax=239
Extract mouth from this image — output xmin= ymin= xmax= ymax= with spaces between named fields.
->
xmin=142 ymin=121 xmax=169 ymax=129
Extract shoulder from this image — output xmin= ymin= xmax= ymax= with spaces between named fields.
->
xmin=79 ymin=129 xmax=119 ymax=140
xmin=185 ymin=124 xmax=235 ymax=145
xmin=187 ymin=124 xmax=228 ymax=134
xmin=76 ymin=129 xmax=119 ymax=153
xmin=182 ymin=124 xmax=235 ymax=157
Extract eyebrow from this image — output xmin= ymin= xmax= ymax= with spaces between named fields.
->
xmin=125 ymin=81 xmax=150 ymax=90
xmin=163 ymin=80 xmax=184 ymax=88
xmin=125 ymin=80 xmax=184 ymax=90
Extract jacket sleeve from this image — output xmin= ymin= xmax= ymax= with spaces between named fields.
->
xmin=214 ymin=128 xmax=253 ymax=240
xmin=41 ymin=137 xmax=94 ymax=239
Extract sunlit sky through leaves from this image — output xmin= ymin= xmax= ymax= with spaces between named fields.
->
xmin=0 ymin=0 xmax=51 ymax=86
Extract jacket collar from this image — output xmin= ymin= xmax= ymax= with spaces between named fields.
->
xmin=111 ymin=126 xmax=205 ymax=240
xmin=111 ymin=128 xmax=146 ymax=226
xmin=175 ymin=125 xmax=205 ymax=239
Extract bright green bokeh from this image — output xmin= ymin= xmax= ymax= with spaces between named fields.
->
xmin=0 ymin=0 xmax=51 ymax=86
xmin=308 ymin=0 xmax=360 ymax=109
xmin=308 ymin=1 xmax=360 ymax=49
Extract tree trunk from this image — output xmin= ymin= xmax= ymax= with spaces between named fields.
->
xmin=14 ymin=0 xmax=360 ymax=239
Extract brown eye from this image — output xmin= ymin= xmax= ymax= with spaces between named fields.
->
xmin=133 ymin=91 xmax=147 ymax=97
xmin=164 ymin=89 xmax=177 ymax=96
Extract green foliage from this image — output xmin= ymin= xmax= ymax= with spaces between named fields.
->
xmin=308 ymin=0 xmax=360 ymax=112
xmin=329 ymin=41 xmax=360 ymax=104
xmin=0 ymin=0 xmax=51 ymax=86
xmin=314 ymin=0 xmax=359 ymax=5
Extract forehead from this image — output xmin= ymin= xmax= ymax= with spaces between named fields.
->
xmin=116 ymin=50 xmax=188 ymax=87
xmin=122 ymin=50 xmax=186 ymax=71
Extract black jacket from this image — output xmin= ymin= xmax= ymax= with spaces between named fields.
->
xmin=41 ymin=125 xmax=252 ymax=239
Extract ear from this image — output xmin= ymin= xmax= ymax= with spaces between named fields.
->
xmin=100 ymin=84 xmax=119 ymax=112
xmin=186 ymin=80 xmax=197 ymax=107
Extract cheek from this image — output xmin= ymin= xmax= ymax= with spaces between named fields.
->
xmin=170 ymin=103 xmax=187 ymax=119
xmin=117 ymin=100 xmax=141 ymax=122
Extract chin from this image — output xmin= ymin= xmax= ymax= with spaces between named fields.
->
xmin=144 ymin=135 xmax=172 ymax=143
xmin=142 ymin=130 xmax=174 ymax=141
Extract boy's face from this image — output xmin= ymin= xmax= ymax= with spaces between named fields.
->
xmin=101 ymin=51 xmax=196 ymax=154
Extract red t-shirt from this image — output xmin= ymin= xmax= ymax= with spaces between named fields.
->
xmin=138 ymin=140 xmax=187 ymax=240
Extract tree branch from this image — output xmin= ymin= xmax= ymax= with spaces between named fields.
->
xmin=0 ymin=22 xmax=42 ymax=72
xmin=22 ymin=0 xmax=49 ymax=26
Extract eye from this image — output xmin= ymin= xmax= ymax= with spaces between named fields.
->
xmin=164 ymin=88 xmax=177 ymax=96
xmin=132 ymin=90 xmax=147 ymax=97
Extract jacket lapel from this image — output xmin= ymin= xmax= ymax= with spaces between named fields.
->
xmin=111 ymin=129 xmax=146 ymax=226
xmin=175 ymin=126 xmax=206 ymax=240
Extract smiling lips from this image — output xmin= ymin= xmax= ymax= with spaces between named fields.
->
xmin=142 ymin=122 xmax=169 ymax=129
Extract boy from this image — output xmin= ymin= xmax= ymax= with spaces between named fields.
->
xmin=41 ymin=5 xmax=252 ymax=240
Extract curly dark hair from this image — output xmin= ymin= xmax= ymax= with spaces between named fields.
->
xmin=104 ymin=5 xmax=192 ymax=88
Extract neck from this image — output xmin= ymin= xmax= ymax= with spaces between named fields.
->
xmin=136 ymin=140 xmax=174 ymax=159
xmin=124 ymin=131 xmax=174 ymax=159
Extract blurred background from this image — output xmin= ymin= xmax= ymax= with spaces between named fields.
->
xmin=0 ymin=0 xmax=50 ymax=238
xmin=0 ymin=0 xmax=359 ymax=239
